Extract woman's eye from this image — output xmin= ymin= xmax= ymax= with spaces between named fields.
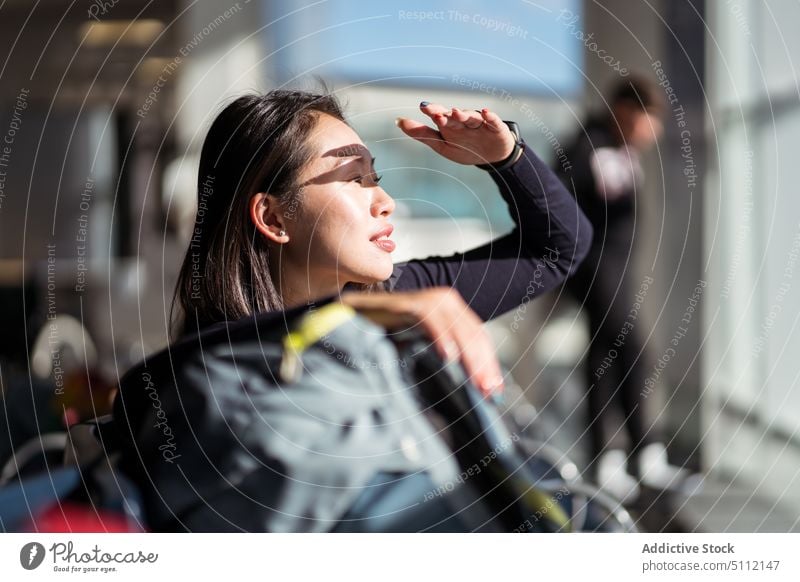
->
xmin=350 ymin=173 xmax=383 ymax=184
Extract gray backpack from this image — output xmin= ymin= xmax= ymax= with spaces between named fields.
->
xmin=113 ymin=303 xmax=624 ymax=532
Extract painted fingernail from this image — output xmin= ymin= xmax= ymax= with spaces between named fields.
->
xmin=420 ymin=101 xmax=430 ymax=107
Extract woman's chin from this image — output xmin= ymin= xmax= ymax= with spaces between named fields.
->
xmin=375 ymin=263 xmax=395 ymax=282
xmin=352 ymin=266 xmax=394 ymax=285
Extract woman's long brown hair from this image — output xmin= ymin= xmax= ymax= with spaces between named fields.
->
xmin=170 ymin=90 xmax=382 ymax=339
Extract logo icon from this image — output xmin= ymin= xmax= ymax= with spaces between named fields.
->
xmin=20 ymin=542 xmax=46 ymax=570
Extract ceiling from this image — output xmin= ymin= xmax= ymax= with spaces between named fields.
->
xmin=0 ymin=0 xmax=180 ymax=109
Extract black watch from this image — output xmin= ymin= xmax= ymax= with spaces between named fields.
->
xmin=476 ymin=120 xmax=523 ymax=172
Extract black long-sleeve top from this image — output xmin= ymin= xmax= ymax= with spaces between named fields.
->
xmin=385 ymin=141 xmax=593 ymax=320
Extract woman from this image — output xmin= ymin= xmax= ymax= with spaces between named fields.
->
xmin=112 ymin=89 xmax=592 ymax=531
xmin=171 ymin=90 xmax=592 ymax=394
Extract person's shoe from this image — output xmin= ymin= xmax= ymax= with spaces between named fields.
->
xmin=637 ymin=443 xmax=691 ymax=491
xmin=596 ymin=449 xmax=640 ymax=504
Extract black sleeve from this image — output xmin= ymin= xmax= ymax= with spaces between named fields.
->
xmin=387 ymin=142 xmax=593 ymax=322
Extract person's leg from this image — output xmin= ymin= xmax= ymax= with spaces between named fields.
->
xmin=612 ymin=280 xmax=692 ymax=490
xmin=588 ymin=325 xmax=641 ymax=502
xmin=585 ymin=307 xmax=615 ymax=462
xmin=565 ymin=259 xmax=614 ymax=461
xmin=568 ymin=258 xmax=639 ymax=501
xmin=580 ymin=249 xmax=634 ymax=458
xmin=577 ymin=244 xmax=649 ymax=501
xmin=616 ymin=323 xmax=658 ymax=456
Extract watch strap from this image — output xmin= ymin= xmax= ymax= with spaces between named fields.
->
xmin=476 ymin=120 xmax=523 ymax=172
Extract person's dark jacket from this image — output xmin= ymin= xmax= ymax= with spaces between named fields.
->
xmin=556 ymin=115 xmax=636 ymax=247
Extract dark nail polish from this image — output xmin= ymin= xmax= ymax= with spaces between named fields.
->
xmin=420 ymin=101 xmax=430 ymax=107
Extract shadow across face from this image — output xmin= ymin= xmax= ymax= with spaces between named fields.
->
xmin=302 ymin=142 xmax=378 ymax=186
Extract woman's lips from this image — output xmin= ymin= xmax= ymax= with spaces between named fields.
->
xmin=370 ymin=224 xmax=395 ymax=252
xmin=372 ymin=238 xmax=396 ymax=252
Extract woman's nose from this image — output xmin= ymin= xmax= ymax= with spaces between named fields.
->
xmin=371 ymin=188 xmax=395 ymax=218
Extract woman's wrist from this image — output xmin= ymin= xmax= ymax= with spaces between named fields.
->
xmin=476 ymin=120 xmax=524 ymax=172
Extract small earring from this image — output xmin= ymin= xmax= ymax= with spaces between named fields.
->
xmin=279 ymin=230 xmax=286 ymax=237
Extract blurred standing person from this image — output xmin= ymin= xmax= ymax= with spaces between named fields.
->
xmin=557 ymin=76 xmax=688 ymax=502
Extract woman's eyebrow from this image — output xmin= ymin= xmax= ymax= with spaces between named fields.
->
xmin=322 ymin=143 xmax=372 ymax=165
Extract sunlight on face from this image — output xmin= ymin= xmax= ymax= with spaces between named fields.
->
xmin=283 ymin=113 xmax=397 ymax=290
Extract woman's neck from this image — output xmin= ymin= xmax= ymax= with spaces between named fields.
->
xmin=273 ymin=261 xmax=344 ymax=310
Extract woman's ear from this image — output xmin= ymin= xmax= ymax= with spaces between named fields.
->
xmin=250 ymin=192 xmax=289 ymax=244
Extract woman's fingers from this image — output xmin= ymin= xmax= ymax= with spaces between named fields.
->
xmin=480 ymin=108 xmax=506 ymax=132
xmin=431 ymin=112 xmax=450 ymax=129
xmin=402 ymin=103 xmax=515 ymax=165
xmin=419 ymin=101 xmax=449 ymax=117
xmin=451 ymin=107 xmax=484 ymax=129
xmin=342 ymin=289 xmax=504 ymax=396
xmin=450 ymin=107 xmax=470 ymax=124
xmin=395 ymin=117 xmax=447 ymax=154
xmin=443 ymin=301 xmax=504 ymax=396
xmin=396 ymin=117 xmax=438 ymax=136
xmin=420 ymin=103 xmax=494 ymax=131
xmin=420 ymin=102 xmax=460 ymax=130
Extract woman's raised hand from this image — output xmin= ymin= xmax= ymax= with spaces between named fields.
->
xmin=395 ymin=102 xmax=517 ymax=166
xmin=339 ymin=287 xmax=505 ymax=397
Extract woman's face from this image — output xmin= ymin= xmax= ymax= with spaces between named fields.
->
xmin=282 ymin=113 xmax=396 ymax=290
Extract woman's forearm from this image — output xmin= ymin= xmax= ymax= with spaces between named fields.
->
xmin=388 ymin=142 xmax=592 ymax=321
xmin=486 ymin=141 xmax=593 ymax=277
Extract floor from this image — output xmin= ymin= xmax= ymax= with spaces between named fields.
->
xmin=510 ymin=360 xmax=800 ymax=533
